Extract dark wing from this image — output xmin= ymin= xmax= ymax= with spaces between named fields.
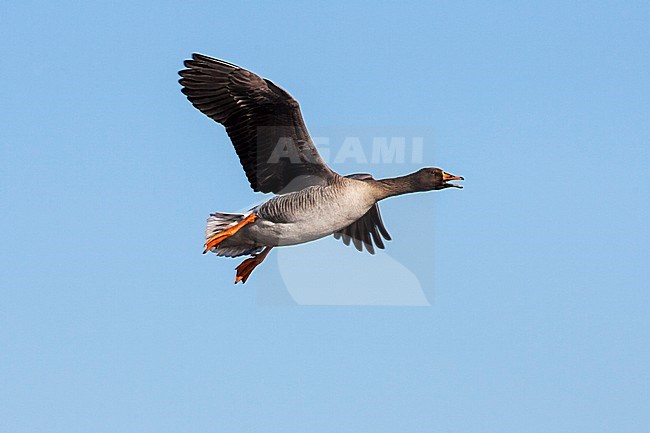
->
xmin=333 ymin=174 xmax=392 ymax=254
xmin=179 ymin=53 xmax=335 ymax=193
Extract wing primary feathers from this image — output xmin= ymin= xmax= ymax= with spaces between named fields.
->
xmin=179 ymin=53 xmax=336 ymax=194
xmin=333 ymin=203 xmax=391 ymax=254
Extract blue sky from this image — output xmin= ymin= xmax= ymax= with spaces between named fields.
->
xmin=1 ymin=1 xmax=649 ymax=432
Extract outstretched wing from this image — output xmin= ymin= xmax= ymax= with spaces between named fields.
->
xmin=179 ymin=53 xmax=335 ymax=193
xmin=333 ymin=174 xmax=392 ymax=254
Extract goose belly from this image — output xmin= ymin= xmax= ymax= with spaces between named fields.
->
xmin=250 ymin=186 xmax=374 ymax=246
xmin=273 ymin=210 xmax=362 ymax=245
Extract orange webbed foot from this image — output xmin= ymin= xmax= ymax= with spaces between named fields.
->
xmin=234 ymin=247 xmax=273 ymax=284
xmin=203 ymin=213 xmax=257 ymax=254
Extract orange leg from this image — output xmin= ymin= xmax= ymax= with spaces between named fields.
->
xmin=203 ymin=213 xmax=257 ymax=254
xmin=235 ymin=247 xmax=273 ymax=284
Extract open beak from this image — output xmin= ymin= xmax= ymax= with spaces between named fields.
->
xmin=442 ymin=171 xmax=464 ymax=189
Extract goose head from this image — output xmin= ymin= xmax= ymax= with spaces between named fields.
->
xmin=411 ymin=167 xmax=464 ymax=190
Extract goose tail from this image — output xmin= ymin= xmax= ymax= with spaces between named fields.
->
xmin=204 ymin=212 xmax=262 ymax=257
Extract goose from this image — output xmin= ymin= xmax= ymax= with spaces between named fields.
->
xmin=179 ymin=53 xmax=464 ymax=284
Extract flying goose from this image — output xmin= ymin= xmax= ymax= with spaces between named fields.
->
xmin=179 ymin=53 xmax=463 ymax=284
